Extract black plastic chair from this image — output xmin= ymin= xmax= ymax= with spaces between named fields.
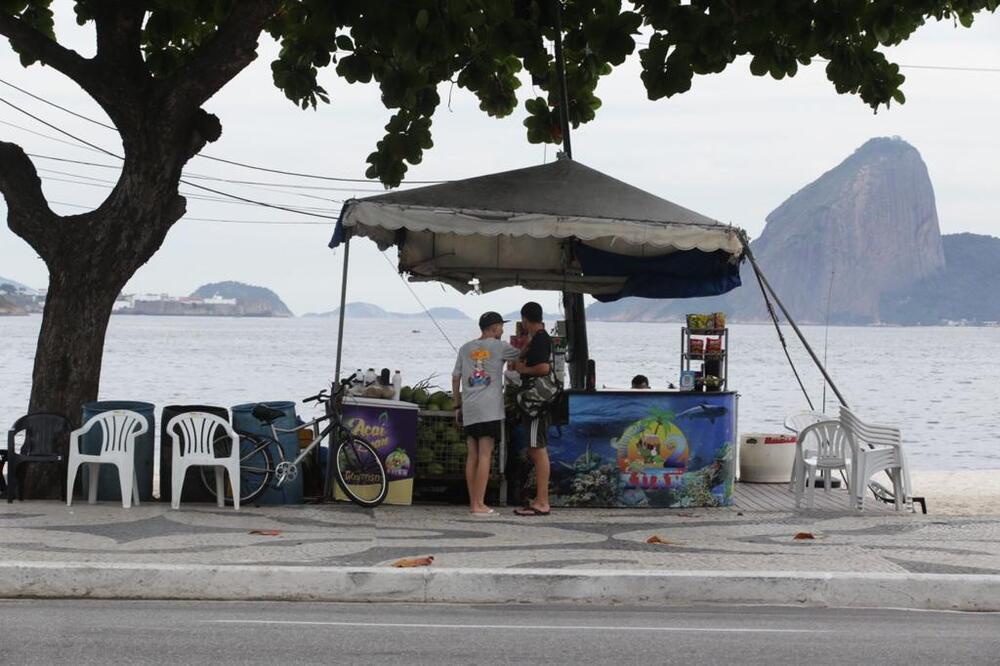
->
xmin=4 ymin=413 xmax=71 ymax=503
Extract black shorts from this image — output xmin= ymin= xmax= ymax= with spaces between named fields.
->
xmin=522 ymin=411 xmax=549 ymax=449
xmin=463 ymin=420 xmax=502 ymax=441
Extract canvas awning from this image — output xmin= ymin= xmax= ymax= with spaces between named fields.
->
xmin=329 ymin=157 xmax=745 ymax=301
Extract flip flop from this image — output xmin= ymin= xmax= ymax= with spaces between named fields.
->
xmin=514 ymin=506 xmax=550 ymax=516
xmin=471 ymin=509 xmax=496 ymax=516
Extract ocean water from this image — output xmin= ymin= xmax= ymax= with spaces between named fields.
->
xmin=1 ymin=315 xmax=998 ymax=470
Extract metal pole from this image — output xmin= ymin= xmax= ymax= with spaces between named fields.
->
xmin=552 ymin=0 xmax=572 ymax=160
xmin=333 ymin=236 xmax=351 ymax=383
xmin=738 ymin=232 xmax=849 ymax=408
xmin=552 ymin=0 xmax=588 ymax=389
xmin=326 ymin=235 xmax=351 ymax=502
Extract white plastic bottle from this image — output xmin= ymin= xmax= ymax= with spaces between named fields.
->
xmin=365 ymin=368 xmax=376 ymax=386
xmin=392 ymin=370 xmax=403 ymax=400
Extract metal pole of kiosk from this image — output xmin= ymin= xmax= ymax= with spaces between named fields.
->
xmin=326 ymin=235 xmax=351 ymax=500
xmin=552 ymin=0 xmax=589 ymax=390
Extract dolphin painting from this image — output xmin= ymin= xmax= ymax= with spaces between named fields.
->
xmin=676 ymin=404 xmax=728 ymax=424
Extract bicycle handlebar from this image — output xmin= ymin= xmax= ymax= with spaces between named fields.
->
xmin=302 ymin=373 xmax=357 ymax=404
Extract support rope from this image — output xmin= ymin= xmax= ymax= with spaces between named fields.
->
xmin=379 ymin=251 xmax=457 ymax=352
xmin=751 ymin=261 xmax=815 ymax=411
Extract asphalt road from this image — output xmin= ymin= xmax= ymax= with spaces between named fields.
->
xmin=1 ymin=599 xmax=998 ymax=665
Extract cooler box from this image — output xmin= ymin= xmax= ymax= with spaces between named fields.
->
xmin=739 ymin=432 xmax=797 ymax=483
xmin=336 ymin=396 xmax=419 ymax=505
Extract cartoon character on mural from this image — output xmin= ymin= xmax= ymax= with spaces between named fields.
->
xmin=467 ymin=347 xmax=492 ymax=387
xmin=612 ymin=408 xmax=690 ymax=491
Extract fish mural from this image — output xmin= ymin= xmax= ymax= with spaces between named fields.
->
xmin=509 ymin=392 xmax=736 ymax=508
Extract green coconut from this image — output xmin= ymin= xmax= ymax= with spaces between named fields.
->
xmin=399 ymin=386 xmax=413 ymax=403
xmin=412 ymin=388 xmax=429 ymax=406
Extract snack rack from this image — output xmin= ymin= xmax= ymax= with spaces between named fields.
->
xmin=680 ymin=324 xmax=729 ymax=391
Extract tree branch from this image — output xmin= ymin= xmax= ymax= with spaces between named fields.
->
xmin=165 ymin=0 xmax=281 ymax=110
xmin=0 ymin=141 xmax=61 ymax=255
xmin=92 ymin=2 xmax=147 ymax=77
xmin=0 ymin=12 xmax=93 ymax=88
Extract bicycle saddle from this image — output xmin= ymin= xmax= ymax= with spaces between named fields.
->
xmin=251 ymin=404 xmax=285 ymax=425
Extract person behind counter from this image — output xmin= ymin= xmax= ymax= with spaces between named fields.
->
xmin=452 ymin=311 xmax=521 ymax=516
xmin=511 ymin=301 xmax=552 ymax=517
xmin=631 ymin=375 xmax=650 ymax=389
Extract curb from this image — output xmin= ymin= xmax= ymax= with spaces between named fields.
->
xmin=2 ymin=562 xmax=999 ymax=611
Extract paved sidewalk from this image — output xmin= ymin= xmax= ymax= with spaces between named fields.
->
xmin=2 ymin=501 xmax=1000 ymax=609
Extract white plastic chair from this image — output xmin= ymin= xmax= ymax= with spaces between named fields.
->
xmin=167 ymin=411 xmax=240 ymax=510
xmin=784 ymin=410 xmax=829 ymax=493
xmin=794 ymin=419 xmax=851 ymax=509
xmin=67 ymin=410 xmax=148 ymax=509
xmin=841 ymin=407 xmax=912 ymax=512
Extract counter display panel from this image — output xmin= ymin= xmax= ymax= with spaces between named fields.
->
xmin=509 ymin=390 xmax=737 ymax=508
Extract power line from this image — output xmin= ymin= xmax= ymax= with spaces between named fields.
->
xmin=42 ymin=197 xmax=332 ymax=225
xmin=36 ymin=171 xmax=345 ymax=211
xmin=1 ymin=95 xmax=347 ymax=221
xmin=0 ymin=76 xmax=448 ymax=184
xmin=23 ymin=151 xmax=395 ymax=193
xmin=0 ymin=77 xmax=116 ymax=130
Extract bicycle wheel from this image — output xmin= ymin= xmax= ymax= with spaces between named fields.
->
xmin=334 ymin=435 xmax=388 ymax=508
xmin=201 ymin=435 xmax=274 ymax=505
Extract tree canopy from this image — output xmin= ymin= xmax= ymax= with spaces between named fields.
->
xmin=3 ymin=0 xmax=996 ymax=188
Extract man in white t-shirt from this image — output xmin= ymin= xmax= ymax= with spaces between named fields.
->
xmin=452 ymin=312 xmax=521 ymax=515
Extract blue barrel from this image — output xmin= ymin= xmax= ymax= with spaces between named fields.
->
xmin=231 ymin=401 xmax=303 ymax=505
xmin=80 ymin=400 xmax=155 ymax=502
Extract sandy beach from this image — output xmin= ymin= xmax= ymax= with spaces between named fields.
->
xmin=910 ymin=470 xmax=1000 ymax=516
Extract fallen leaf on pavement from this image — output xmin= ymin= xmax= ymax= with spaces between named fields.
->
xmin=793 ymin=532 xmax=816 ymax=540
xmin=249 ymin=530 xmax=282 ymax=536
xmin=646 ymin=535 xmax=673 ymax=545
xmin=392 ymin=555 xmax=435 ymax=568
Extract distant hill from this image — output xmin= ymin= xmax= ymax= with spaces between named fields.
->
xmin=880 ymin=233 xmax=1000 ymax=325
xmin=503 ymin=310 xmax=562 ymax=323
xmin=305 ymin=301 xmax=470 ymax=320
xmin=587 ymin=137 xmax=997 ymax=326
xmin=0 ymin=276 xmax=42 ymax=314
xmin=0 ymin=275 xmax=38 ymax=295
xmin=191 ymin=281 xmax=294 ymax=317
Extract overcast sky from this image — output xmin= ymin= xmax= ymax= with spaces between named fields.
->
xmin=1 ymin=6 xmax=998 ymax=316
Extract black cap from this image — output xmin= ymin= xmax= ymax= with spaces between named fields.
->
xmin=478 ymin=311 xmax=508 ymax=330
xmin=520 ymin=301 xmax=544 ymax=323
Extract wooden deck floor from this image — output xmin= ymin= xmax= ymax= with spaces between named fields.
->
xmin=733 ymin=480 xmax=896 ymax=514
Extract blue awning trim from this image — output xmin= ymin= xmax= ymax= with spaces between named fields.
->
xmin=575 ymin=242 xmax=742 ymax=302
xmin=328 ymin=204 xmax=351 ymax=249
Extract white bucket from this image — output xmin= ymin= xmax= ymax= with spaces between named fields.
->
xmin=739 ymin=432 xmax=797 ymax=483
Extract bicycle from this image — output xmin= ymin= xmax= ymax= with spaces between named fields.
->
xmin=200 ymin=374 xmax=388 ymax=508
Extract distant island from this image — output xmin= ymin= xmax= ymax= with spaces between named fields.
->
xmin=115 ymin=281 xmax=294 ymax=317
xmin=0 ymin=276 xmax=43 ymax=315
xmin=305 ymin=302 xmax=469 ymax=320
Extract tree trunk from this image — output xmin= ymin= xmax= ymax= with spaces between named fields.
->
xmin=21 ymin=267 xmax=123 ymax=498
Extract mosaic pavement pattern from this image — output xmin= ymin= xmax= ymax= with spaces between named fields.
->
xmin=3 ymin=500 xmax=1000 ymax=575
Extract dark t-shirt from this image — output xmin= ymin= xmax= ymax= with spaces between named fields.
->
xmin=521 ymin=329 xmax=552 ymax=378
